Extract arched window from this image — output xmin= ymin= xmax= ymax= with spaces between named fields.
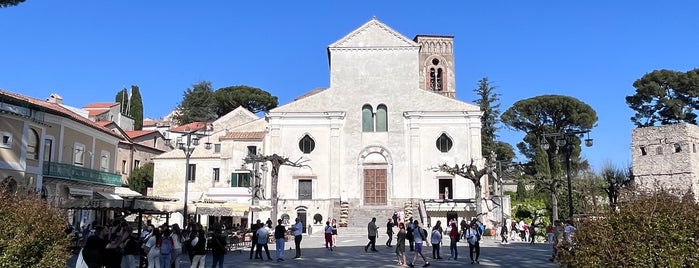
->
xmin=436 ymin=68 xmax=443 ymax=91
xmin=674 ymin=143 xmax=682 ymax=153
xmin=376 ymin=104 xmax=388 ymax=132
xmin=362 ymin=105 xmax=374 ymax=132
xmin=27 ymin=128 xmax=40 ymax=160
xmin=436 ymin=133 xmax=453 ymax=153
xmin=299 ymin=134 xmax=315 ymax=154
xmin=429 ymin=68 xmax=436 ymax=90
xmin=656 ymin=146 xmax=663 ymax=155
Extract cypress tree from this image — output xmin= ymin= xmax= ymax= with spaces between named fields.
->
xmin=129 ymin=85 xmax=144 ymax=130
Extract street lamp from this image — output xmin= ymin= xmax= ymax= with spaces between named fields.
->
xmin=541 ymin=130 xmax=593 ymax=220
xmin=165 ymin=124 xmax=213 ymax=227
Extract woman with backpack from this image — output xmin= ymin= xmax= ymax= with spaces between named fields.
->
xmin=465 ymin=222 xmax=481 ymax=264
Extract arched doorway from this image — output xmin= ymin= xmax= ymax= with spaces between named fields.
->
xmin=359 ymin=146 xmax=392 ymax=206
xmin=296 ymin=207 xmax=307 ymax=233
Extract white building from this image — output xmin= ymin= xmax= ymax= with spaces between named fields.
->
xmin=152 ymin=18 xmax=488 ymax=230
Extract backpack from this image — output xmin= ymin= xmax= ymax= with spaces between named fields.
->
xmin=159 ymin=237 xmax=173 ymax=255
xmin=420 ymin=227 xmax=427 ymax=241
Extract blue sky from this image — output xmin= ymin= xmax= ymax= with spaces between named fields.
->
xmin=2 ymin=1 xmax=698 ymax=171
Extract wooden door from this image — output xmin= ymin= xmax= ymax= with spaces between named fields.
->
xmin=364 ymin=169 xmax=387 ymax=205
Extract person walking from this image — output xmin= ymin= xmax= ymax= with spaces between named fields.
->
xmin=407 ymin=218 xmax=415 ymax=252
xmin=291 ymin=218 xmax=304 ymax=259
xmin=365 ymin=217 xmax=379 ymax=252
xmin=430 ymin=222 xmax=443 ymax=260
xmin=408 ymin=220 xmax=430 ymax=267
xmin=448 ymin=222 xmax=459 ymax=260
xmin=249 ymin=220 xmax=262 ymax=259
xmin=324 ymin=221 xmax=334 ymax=250
xmin=529 ymin=223 xmax=537 ymax=245
xmin=144 ymin=228 xmax=161 ymax=268
xmin=255 ymin=224 xmax=272 ymax=260
xmin=465 ymin=222 xmax=482 ymax=264
xmin=500 ymin=224 xmax=509 ymax=244
xmin=386 ymin=218 xmax=394 ymax=247
xmin=210 ymin=228 xmax=227 ymax=268
xmin=274 ymin=219 xmax=287 ymax=262
xmin=395 ymin=222 xmax=407 ymax=266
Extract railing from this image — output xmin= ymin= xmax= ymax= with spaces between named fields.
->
xmin=43 ymin=162 xmax=122 ymax=186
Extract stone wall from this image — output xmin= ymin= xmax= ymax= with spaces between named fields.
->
xmin=631 ymin=123 xmax=699 ymax=198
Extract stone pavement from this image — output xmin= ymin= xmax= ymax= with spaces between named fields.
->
xmin=68 ymin=228 xmax=557 ymax=267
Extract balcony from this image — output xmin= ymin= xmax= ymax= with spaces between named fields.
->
xmin=43 ymin=162 xmax=122 ymax=186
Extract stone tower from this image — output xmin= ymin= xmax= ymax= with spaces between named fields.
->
xmin=631 ymin=123 xmax=699 ymax=200
xmin=414 ymin=35 xmax=456 ymax=98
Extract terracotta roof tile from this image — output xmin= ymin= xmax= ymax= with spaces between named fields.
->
xmin=170 ymin=122 xmax=208 ymax=132
xmin=83 ymin=102 xmax=119 ymax=109
xmin=125 ymin=130 xmax=157 ymax=139
xmin=0 ymin=89 xmax=122 ymax=139
xmin=94 ymin=121 xmax=113 ymax=127
xmin=220 ymin=131 xmax=266 ymax=141
xmin=88 ymin=110 xmax=108 ymax=116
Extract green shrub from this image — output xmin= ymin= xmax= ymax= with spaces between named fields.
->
xmin=0 ymin=192 xmax=70 ymax=267
xmin=558 ymin=191 xmax=699 ymax=267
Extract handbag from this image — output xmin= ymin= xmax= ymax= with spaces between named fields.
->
xmin=76 ymin=248 xmax=88 ymax=268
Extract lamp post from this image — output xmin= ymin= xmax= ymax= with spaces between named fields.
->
xmin=541 ymin=130 xmax=593 ymax=220
xmin=165 ymin=124 xmax=212 ymax=227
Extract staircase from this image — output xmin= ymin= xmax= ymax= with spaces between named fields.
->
xmin=347 ymin=205 xmax=401 ymax=228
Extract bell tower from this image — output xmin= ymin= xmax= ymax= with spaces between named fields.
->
xmin=414 ymin=35 xmax=456 ymax=99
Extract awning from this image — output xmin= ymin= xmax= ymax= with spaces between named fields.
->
xmin=96 ymin=192 xmax=123 ymax=200
xmin=171 ymin=191 xmax=204 ymax=202
xmin=114 ymin=187 xmax=142 ymax=197
xmin=195 ymin=202 xmax=248 ymax=217
xmin=61 ymin=198 xmax=126 ymax=209
xmin=250 ymin=203 xmax=273 ymax=212
xmin=424 ymin=201 xmax=476 ymax=212
xmin=68 ymin=187 xmax=93 ymax=197
xmin=132 ymin=199 xmax=183 ymax=213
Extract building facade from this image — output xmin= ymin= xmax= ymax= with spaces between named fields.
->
xmin=0 ymin=90 xmax=124 ymax=227
xmin=151 ymin=18 xmax=487 ymax=229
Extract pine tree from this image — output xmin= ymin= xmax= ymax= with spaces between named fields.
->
xmin=473 ymin=77 xmax=501 ymax=158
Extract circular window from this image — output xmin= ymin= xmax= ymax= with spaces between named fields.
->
xmin=299 ymin=134 xmax=315 ymax=154
xmin=432 ymin=58 xmax=440 ymax=65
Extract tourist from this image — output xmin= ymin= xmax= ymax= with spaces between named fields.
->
xmin=291 ymin=218 xmax=304 ymax=259
xmin=395 ymin=222 xmax=407 ymax=266
xmin=365 ymin=217 xmax=379 ymax=252
xmin=274 ymin=219 xmax=287 ymax=262
xmin=408 ymin=220 xmax=430 ymax=267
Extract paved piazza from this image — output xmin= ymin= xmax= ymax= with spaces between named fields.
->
xmin=70 ymin=228 xmax=556 ymax=268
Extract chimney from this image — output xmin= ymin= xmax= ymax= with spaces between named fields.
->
xmin=46 ymin=93 xmax=63 ymax=104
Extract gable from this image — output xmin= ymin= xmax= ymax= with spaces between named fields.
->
xmin=329 ymin=18 xmax=418 ymax=48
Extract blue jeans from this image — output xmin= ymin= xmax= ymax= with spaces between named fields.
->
xmin=276 ymin=238 xmax=286 ymax=260
xmin=159 ymin=252 xmax=171 ymax=268
xmin=450 ymin=240 xmax=458 ymax=259
xmin=212 ymin=255 xmax=225 ymax=268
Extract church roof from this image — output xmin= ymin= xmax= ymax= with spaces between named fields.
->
xmin=328 ymin=17 xmax=419 ymax=48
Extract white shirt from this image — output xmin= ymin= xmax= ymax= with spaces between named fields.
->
xmin=430 ymin=229 xmax=442 ymax=244
xmin=465 ymin=228 xmax=480 ymax=245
